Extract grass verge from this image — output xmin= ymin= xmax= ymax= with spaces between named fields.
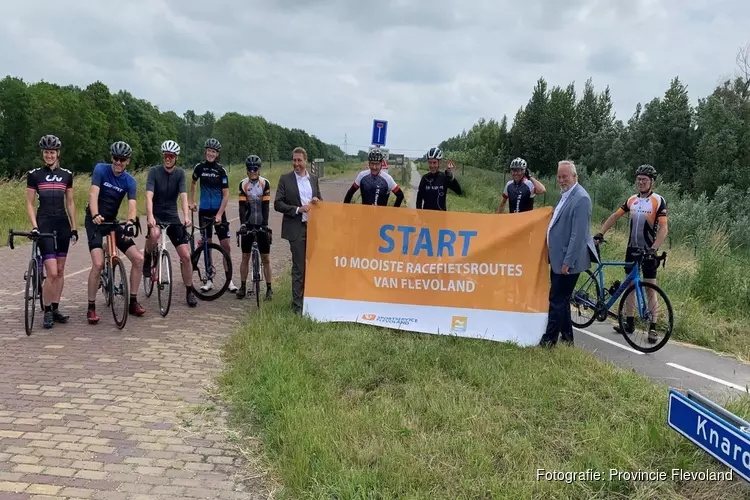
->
xmin=220 ymin=275 xmax=750 ymax=499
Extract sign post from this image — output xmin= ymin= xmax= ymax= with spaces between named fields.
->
xmin=371 ymin=119 xmax=388 ymax=147
xmin=311 ymin=158 xmax=325 ymax=179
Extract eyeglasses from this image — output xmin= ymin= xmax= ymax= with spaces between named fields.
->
xmin=163 ymin=153 xmax=176 ymax=160
xmin=247 ymin=167 xmax=259 ymax=172
xmin=113 ymin=157 xmax=128 ymax=163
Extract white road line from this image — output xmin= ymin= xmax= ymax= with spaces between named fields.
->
xmin=665 ymin=363 xmax=750 ymax=393
xmin=574 ymin=327 xmax=645 ymax=355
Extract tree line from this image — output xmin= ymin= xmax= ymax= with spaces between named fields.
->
xmin=0 ymin=76 xmax=345 ymax=178
xmin=437 ymin=44 xmax=750 ymax=200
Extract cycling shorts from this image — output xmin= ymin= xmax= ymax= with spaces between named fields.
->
xmin=241 ymin=227 xmax=271 ymax=255
xmin=198 ymin=209 xmax=230 ymax=241
xmin=625 ymin=247 xmax=658 ymax=280
xmin=85 ymin=214 xmax=136 ymax=254
xmin=38 ymin=217 xmax=71 ymax=260
xmin=148 ymin=223 xmax=190 ymax=249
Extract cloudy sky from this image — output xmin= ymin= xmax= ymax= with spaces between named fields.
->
xmin=2 ymin=0 xmax=748 ymax=155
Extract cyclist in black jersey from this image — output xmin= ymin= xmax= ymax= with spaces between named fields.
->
xmin=144 ymin=140 xmax=198 ymax=307
xmin=344 ymin=150 xmax=404 ymax=206
xmin=26 ymin=135 xmax=79 ymax=329
xmin=416 ymin=147 xmax=462 ymax=210
xmin=497 ymin=157 xmax=546 ymax=213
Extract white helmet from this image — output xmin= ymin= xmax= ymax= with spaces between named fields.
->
xmin=509 ymin=157 xmax=527 ymax=170
xmin=161 ymin=140 xmax=181 ymax=155
xmin=426 ymin=147 xmax=443 ymax=160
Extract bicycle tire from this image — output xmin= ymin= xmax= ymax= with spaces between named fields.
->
xmin=143 ymin=250 xmax=155 ymax=298
xmin=190 ymin=242 xmax=233 ymax=301
xmin=102 ymin=258 xmax=112 ymax=307
xmin=252 ymin=247 xmax=261 ymax=309
xmin=110 ymin=256 xmax=129 ymax=329
xmin=157 ymin=249 xmax=173 ymax=317
xmin=570 ymin=269 xmax=600 ymax=328
xmin=36 ymin=256 xmax=45 ymax=312
xmin=617 ymin=281 xmax=674 ymax=353
xmin=24 ymin=259 xmax=37 ymax=336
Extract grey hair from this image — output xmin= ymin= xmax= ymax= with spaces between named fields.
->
xmin=558 ymin=160 xmax=577 ymax=176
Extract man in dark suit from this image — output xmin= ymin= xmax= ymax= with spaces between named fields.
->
xmin=539 ymin=160 xmax=597 ymax=347
xmin=273 ymin=147 xmax=322 ymax=314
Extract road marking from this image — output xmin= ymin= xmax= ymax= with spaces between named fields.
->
xmin=665 ymin=362 xmax=750 ymax=393
xmin=574 ymin=327 xmax=644 ymax=355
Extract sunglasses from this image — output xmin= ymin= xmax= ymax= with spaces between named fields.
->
xmin=163 ymin=153 xmax=176 ymax=160
xmin=247 ymin=167 xmax=259 ymax=172
xmin=113 ymin=157 xmax=128 ymax=163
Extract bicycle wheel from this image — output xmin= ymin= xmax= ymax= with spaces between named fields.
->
xmin=157 ymin=249 xmax=173 ymax=317
xmin=24 ymin=259 xmax=37 ymax=336
xmin=190 ymin=242 xmax=233 ymax=301
xmin=110 ymin=256 xmax=129 ymax=329
xmin=143 ymin=250 xmax=155 ymax=298
xmin=102 ymin=258 xmax=112 ymax=307
xmin=252 ymin=247 xmax=261 ymax=309
xmin=617 ymin=281 xmax=674 ymax=353
xmin=570 ymin=269 xmax=600 ymax=328
xmin=36 ymin=256 xmax=46 ymax=312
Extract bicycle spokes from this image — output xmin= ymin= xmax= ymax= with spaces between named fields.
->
xmin=618 ymin=282 xmax=674 ymax=352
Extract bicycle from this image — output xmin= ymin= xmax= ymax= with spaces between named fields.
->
xmin=188 ymin=212 xmax=233 ymax=301
xmin=236 ymin=225 xmax=271 ymax=309
xmin=7 ymin=228 xmax=57 ymax=336
xmin=570 ymin=237 xmax=674 ymax=353
xmin=143 ymin=222 xmax=180 ymax=317
xmin=96 ymin=218 xmax=141 ymax=329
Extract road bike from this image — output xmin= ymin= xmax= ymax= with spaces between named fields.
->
xmin=143 ymin=222 xmax=179 ymax=317
xmin=7 ymin=228 xmax=56 ymax=335
xmin=97 ymin=218 xmax=141 ymax=329
xmin=570 ymin=237 xmax=674 ymax=353
xmin=188 ymin=212 xmax=233 ymax=301
xmin=236 ymin=226 xmax=271 ymax=309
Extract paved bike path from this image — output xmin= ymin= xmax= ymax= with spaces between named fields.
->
xmin=0 ymin=176 xmax=347 ymax=500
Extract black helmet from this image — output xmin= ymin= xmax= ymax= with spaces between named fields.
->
xmin=245 ymin=154 xmax=262 ymax=168
xmin=110 ymin=141 xmax=132 ymax=158
xmin=368 ymin=150 xmax=383 ymax=162
xmin=39 ymin=134 xmax=62 ymax=150
xmin=204 ymin=138 xmax=222 ymax=152
xmin=635 ymin=164 xmax=657 ymax=179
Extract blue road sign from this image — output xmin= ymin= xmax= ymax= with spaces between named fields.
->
xmin=371 ymin=119 xmax=388 ymax=146
xmin=667 ymin=388 xmax=750 ymax=482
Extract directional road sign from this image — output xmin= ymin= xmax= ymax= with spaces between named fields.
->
xmin=371 ymin=119 xmax=388 ymax=147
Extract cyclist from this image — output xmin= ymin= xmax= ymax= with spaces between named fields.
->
xmin=344 ymin=150 xmax=404 ymax=206
xmin=497 ymin=157 xmax=546 ymax=213
xmin=188 ymin=138 xmax=238 ymax=294
xmin=143 ymin=140 xmax=197 ymax=307
xmin=26 ymin=135 xmax=79 ymax=329
xmin=415 ymin=146 xmax=462 ymax=210
xmin=595 ymin=164 xmax=668 ymax=343
xmin=236 ymin=154 xmax=273 ymax=301
xmin=85 ymin=141 xmax=145 ymax=324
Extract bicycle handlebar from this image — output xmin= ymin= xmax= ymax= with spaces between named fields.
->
xmin=96 ymin=217 xmax=142 ymax=238
xmin=594 ymin=236 xmax=667 ymax=268
xmin=7 ymin=229 xmax=57 ymax=251
xmin=235 ymin=225 xmax=270 ymax=246
xmin=193 ymin=213 xmax=230 ymax=231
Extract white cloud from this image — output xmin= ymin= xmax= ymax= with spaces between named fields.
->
xmin=1 ymin=0 xmax=748 ymax=156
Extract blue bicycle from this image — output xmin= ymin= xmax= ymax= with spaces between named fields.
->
xmin=570 ymin=237 xmax=673 ymax=353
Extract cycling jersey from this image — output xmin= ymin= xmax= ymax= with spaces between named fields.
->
xmin=192 ymin=161 xmax=229 ymax=210
xmin=87 ymin=163 xmax=137 ymax=220
xmin=27 ymin=165 xmax=73 ymax=219
xmin=416 ymin=171 xmax=461 ymax=211
xmin=502 ymin=178 xmax=535 ymax=213
xmin=146 ymin=165 xmax=187 ymax=224
xmin=238 ymin=176 xmax=271 ymax=227
xmin=616 ymin=192 xmax=667 ymax=249
xmin=344 ymin=170 xmax=403 ymax=206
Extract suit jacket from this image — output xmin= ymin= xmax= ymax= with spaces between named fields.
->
xmin=547 ymin=183 xmax=598 ymax=275
xmin=273 ymin=169 xmax=322 ymax=242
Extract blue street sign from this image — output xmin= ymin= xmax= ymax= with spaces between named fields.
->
xmin=667 ymin=388 xmax=750 ymax=482
xmin=371 ymin=119 xmax=388 ymax=146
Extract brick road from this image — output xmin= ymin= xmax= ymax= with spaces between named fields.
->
xmin=0 ymin=176 xmax=351 ymax=500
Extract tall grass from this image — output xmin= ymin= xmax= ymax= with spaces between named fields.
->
xmin=415 ymin=162 xmax=750 ymax=360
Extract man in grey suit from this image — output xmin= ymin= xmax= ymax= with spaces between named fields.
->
xmin=540 ymin=160 xmax=598 ymax=347
xmin=274 ymin=147 xmax=322 ymax=314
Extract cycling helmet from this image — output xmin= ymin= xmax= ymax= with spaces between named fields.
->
xmin=635 ymin=164 xmax=657 ymax=179
xmin=245 ymin=154 xmax=262 ymax=168
xmin=204 ymin=138 xmax=221 ymax=151
xmin=39 ymin=134 xmax=62 ymax=150
xmin=426 ymin=147 xmax=443 ymax=160
xmin=510 ymin=157 xmax=527 ymax=170
xmin=161 ymin=140 xmax=180 ymax=155
xmin=368 ymin=150 xmax=384 ymax=162
xmin=110 ymin=141 xmax=132 ymax=158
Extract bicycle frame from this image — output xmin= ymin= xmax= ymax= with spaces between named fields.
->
xmin=149 ymin=223 xmax=171 ymax=284
xmin=191 ymin=213 xmax=228 ymax=276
